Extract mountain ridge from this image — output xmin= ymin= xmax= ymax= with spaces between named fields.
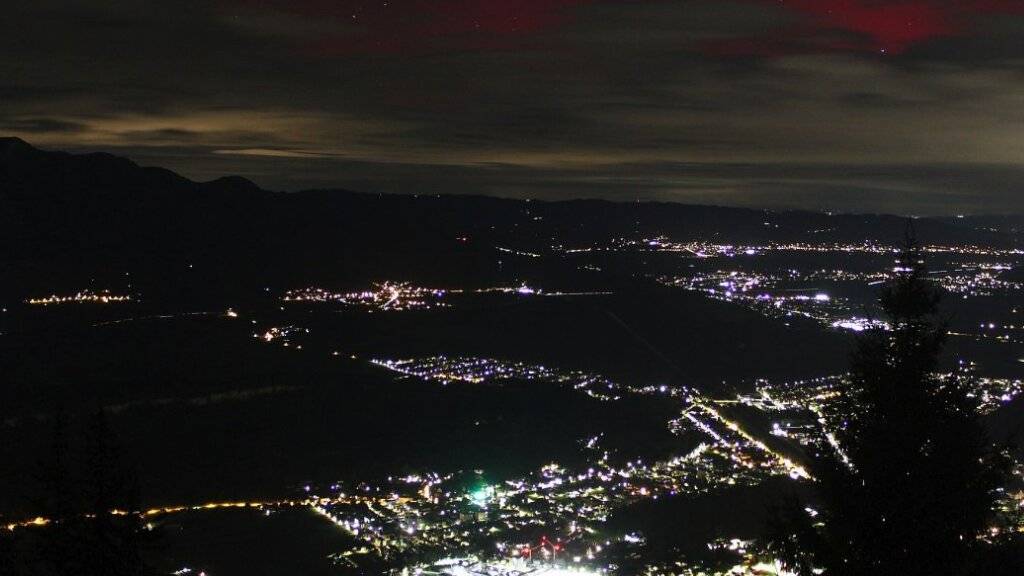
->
xmin=1 ymin=138 xmax=1019 ymax=304
xmin=4 ymin=136 xmax=1014 ymax=221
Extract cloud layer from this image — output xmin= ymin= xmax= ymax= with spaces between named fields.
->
xmin=3 ymin=1 xmax=1024 ymax=214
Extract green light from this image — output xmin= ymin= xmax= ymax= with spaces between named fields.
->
xmin=470 ymin=485 xmax=494 ymax=507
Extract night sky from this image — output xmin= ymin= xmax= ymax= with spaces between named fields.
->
xmin=4 ymin=1 xmax=1024 ymax=214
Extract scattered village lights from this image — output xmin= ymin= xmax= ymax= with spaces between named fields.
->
xmin=25 ymin=289 xmax=132 ymax=306
xmin=11 ymin=234 xmax=1024 ymax=574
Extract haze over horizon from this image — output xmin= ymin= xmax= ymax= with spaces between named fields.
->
xmin=0 ymin=134 xmax=1011 ymax=219
xmin=5 ymin=1 xmax=1024 ymax=215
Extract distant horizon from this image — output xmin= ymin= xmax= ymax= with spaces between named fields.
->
xmin=7 ymin=136 xmax=1020 ymax=220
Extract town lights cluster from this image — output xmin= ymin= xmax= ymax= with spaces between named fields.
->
xmin=657 ymin=270 xmax=869 ymax=332
xmin=733 ymin=368 xmax=1024 ymax=468
xmin=412 ymin=556 xmax=608 ymax=575
xmin=255 ymin=325 xmax=308 ymax=345
xmin=935 ymin=264 xmax=1023 ymax=296
xmin=282 ymin=281 xmax=608 ymax=314
xmin=555 ymin=236 xmax=1024 ymax=259
xmin=559 ymin=234 xmax=1022 ymax=339
xmin=283 ymin=281 xmax=449 ymax=311
xmin=231 ymin=348 xmax=1015 ymax=573
xmin=313 ymin=438 xmax=794 ymax=574
xmin=322 ymin=355 xmax=814 ymax=573
xmin=657 ymin=260 xmax=1022 ymax=335
xmin=25 ymin=289 xmax=132 ymax=306
xmin=370 ymin=356 xmax=622 ymax=400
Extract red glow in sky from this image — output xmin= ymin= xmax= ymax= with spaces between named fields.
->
xmin=713 ymin=0 xmax=1024 ymax=56
xmin=234 ymin=1 xmax=1024 ymax=57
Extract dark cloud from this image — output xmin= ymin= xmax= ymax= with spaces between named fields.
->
xmin=0 ymin=117 xmax=87 ymax=134
xmin=2 ymin=1 xmax=1023 ymax=214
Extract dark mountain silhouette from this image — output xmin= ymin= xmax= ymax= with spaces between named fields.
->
xmin=0 ymin=138 xmax=1017 ymax=304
